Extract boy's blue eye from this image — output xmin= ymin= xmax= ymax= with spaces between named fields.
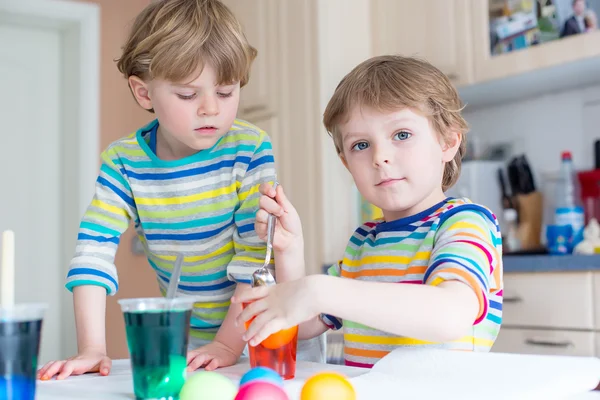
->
xmin=217 ymin=92 xmax=233 ymax=98
xmin=394 ymin=131 xmax=412 ymax=140
xmin=351 ymin=142 xmax=369 ymax=151
xmin=177 ymin=94 xmax=196 ymax=100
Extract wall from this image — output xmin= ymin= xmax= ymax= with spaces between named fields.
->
xmin=464 ymin=84 xmax=600 ymax=183
xmin=463 ymin=83 xmax=600 ymax=230
xmin=74 ymin=0 xmax=159 ymax=359
xmin=317 ymin=0 xmax=372 ymax=265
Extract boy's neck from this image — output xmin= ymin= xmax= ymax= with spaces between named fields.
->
xmin=382 ymin=188 xmax=447 ymax=222
xmin=155 ymin=126 xmax=200 ymax=160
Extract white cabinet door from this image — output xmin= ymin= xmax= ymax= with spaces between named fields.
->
xmin=503 ymin=272 xmax=594 ymax=330
xmin=493 ymin=328 xmax=595 ymax=357
xmin=0 ymin=22 xmax=63 ymax=364
xmin=371 ymin=0 xmax=474 ymax=86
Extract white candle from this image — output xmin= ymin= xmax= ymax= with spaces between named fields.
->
xmin=1 ymin=230 xmax=15 ymax=308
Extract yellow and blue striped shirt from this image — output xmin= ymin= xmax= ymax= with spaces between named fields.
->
xmin=66 ymin=119 xmax=276 ymax=343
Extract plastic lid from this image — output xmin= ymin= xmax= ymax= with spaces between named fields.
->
xmin=0 ymin=303 xmax=46 ymax=322
xmin=561 ymin=151 xmax=572 ymax=160
xmin=118 ymin=297 xmax=197 ymax=312
xmin=503 ymin=208 xmax=518 ymax=221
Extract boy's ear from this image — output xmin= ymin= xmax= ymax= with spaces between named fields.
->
xmin=441 ymin=131 xmax=462 ymax=163
xmin=128 ymin=76 xmax=153 ymax=110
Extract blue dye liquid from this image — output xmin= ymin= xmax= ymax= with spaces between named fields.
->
xmin=0 ymin=375 xmax=35 ymax=399
xmin=0 ymin=319 xmax=42 ymax=400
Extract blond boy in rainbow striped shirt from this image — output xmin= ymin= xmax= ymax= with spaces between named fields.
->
xmin=235 ymin=55 xmax=504 ymax=368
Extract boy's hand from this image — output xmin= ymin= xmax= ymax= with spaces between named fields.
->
xmin=37 ymin=350 xmax=111 ymax=380
xmin=255 ymin=183 xmax=302 ymax=252
xmin=186 ymin=341 xmax=240 ymax=371
xmin=232 ymin=276 xmax=320 ymax=346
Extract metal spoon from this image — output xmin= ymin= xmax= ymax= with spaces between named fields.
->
xmin=251 ymin=182 xmax=278 ymax=287
xmin=166 ymin=254 xmax=184 ymax=299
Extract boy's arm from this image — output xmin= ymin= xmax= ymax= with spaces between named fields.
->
xmin=211 ymin=283 xmax=249 ymax=355
xmin=66 ymin=147 xmax=134 ymax=295
xmin=312 ymin=209 xmax=501 ymax=342
xmin=73 ymin=285 xmax=109 ymax=355
xmin=226 ymin=130 xmax=277 ymax=284
xmin=39 ymin=147 xmax=133 ymax=379
xmin=218 ymin=130 xmax=276 ymax=351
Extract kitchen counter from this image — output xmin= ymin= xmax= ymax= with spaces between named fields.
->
xmin=37 ymin=349 xmax=600 ymax=399
xmin=504 ymin=254 xmax=600 ymax=273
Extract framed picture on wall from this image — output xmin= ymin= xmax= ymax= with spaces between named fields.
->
xmin=489 ymin=0 xmax=599 ymax=56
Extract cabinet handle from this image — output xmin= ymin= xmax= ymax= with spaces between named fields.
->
xmin=525 ymin=338 xmax=574 ymax=348
xmin=503 ymin=296 xmax=523 ymax=303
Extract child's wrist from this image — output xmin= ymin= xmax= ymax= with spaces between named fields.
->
xmin=79 ymin=345 xmax=107 ymax=356
xmin=276 ymin=236 xmax=304 ymax=255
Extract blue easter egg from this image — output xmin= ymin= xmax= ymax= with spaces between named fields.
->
xmin=239 ymin=367 xmax=283 ymax=387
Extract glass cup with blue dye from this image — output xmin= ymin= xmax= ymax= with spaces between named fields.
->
xmin=118 ymin=297 xmax=195 ymax=400
xmin=0 ymin=303 xmax=46 ymax=400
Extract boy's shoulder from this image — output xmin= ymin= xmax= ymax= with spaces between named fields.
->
xmin=349 ymin=197 xmax=500 ymax=239
xmin=437 ymin=197 xmax=500 ymax=228
xmin=103 ymin=120 xmax=155 ymax=157
xmin=223 ymin=118 xmax=271 ymax=144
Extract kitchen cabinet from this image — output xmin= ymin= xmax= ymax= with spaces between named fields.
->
xmin=370 ymin=0 xmax=474 ymax=87
xmin=220 ymin=0 xmax=278 ymax=119
xmin=470 ymin=0 xmax=600 ymax=84
xmin=493 ymin=271 xmax=600 ymax=358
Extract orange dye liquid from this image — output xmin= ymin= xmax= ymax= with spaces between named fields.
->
xmin=243 ymin=303 xmax=298 ymax=380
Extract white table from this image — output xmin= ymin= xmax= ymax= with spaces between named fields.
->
xmin=37 ymin=349 xmax=600 ymax=399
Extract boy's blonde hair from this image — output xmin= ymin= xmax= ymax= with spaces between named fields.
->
xmin=116 ymin=0 xmax=256 ymax=87
xmin=323 ymin=55 xmax=468 ymax=191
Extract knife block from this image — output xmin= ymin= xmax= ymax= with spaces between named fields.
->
xmin=515 ymin=191 xmax=543 ymax=250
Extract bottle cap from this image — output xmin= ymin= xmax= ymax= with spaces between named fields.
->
xmin=503 ymin=208 xmax=518 ymax=222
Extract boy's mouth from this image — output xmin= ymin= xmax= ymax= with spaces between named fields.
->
xmin=376 ymin=178 xmax=404 ymax=186
xmin=195 ymin=125 xmax=218 ymax=134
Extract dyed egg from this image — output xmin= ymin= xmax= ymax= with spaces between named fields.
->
xmin=234 ymin=381 xmax=289 ymax=400
xmin=244 ymin=312 xmax=298 ymax=350
xmin=300 ymin=372 xmax=356 ymax=400
xmin=179 ymin=371 xmax=237 ymax=400
xmin=239 ymin=366 xmax=284 ymax=387
xmin=261 ymin=325 xmax=298 ymax=349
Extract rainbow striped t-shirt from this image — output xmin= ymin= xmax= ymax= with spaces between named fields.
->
xmin=321 ymin=198 xmax=503 ymax=368
xmin=65 ymin=119 xmax=276 ymax=345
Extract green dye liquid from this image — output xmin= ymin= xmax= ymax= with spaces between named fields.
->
xmin=124 ymin=309 xmax=191 ymax=400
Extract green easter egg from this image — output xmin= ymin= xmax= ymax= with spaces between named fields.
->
xmin=179 ymin=371 xmax=237 ymax=400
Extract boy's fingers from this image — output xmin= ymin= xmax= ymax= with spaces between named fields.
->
xmin=236 ymin=299 xmax=268 ymax=326
xmin=56 ymin=361 xmax=75 ymax=380
xmin=231 ymin=285 xmax=268 ymax=304
xmin=259 ymin=183 xmax=276 ymax=197
xmin=42 ymin=361 xmax=66 ymax=380
xmin=244 ymin=310 xmax=276 ymax=344
xmin=275 ymin=186 xmax=294 ymax=212
xmin=205 ymin=358 xmax=219 ymax=371
xmin=255 ymin=209 xmax=269 ymax=224
xmin=251 ymin=319 xmax=285 ymax=347
xmin=99 ymin=357 xmax=112 ymax=375
xmin=259 ymin=195 xmax=283 ymax=216
xmin=37 ymin=361 xmax=53 ymax=378
xmin=187 ymin=354 xmax=208 ymax=371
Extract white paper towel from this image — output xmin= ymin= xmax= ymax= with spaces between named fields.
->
xmin=348 ymin=348 xmax=600 ymax=400
xmin=37 ymin=351 xmax=600 ymax=400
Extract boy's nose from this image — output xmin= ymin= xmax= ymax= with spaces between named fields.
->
xmin=372 ymin=149 xmax=391 ymax=167
xmin=197 ymin=95 xmax=219 ymax=116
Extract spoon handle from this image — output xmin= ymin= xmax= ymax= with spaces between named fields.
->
xmin=166 ymin=254 xmax=184 ymax=299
